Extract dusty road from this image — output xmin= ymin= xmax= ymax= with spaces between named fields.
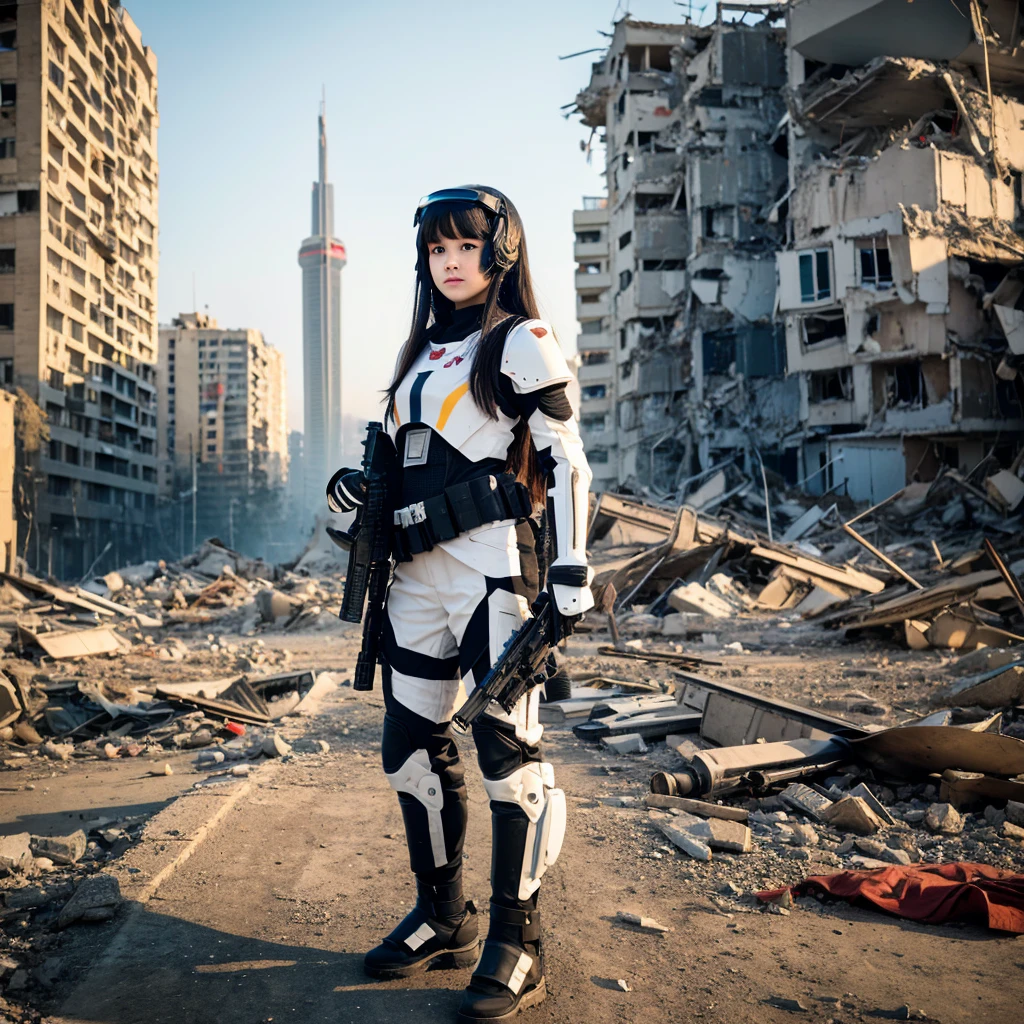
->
xmin=41 ymin=667 xmax=1024 ymax=1024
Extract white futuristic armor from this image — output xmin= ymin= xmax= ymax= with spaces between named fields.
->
xmin=360 ymin=309 xmax=591 ymax=1007
xmin=387 ymin=317 xmax=594 ymax=613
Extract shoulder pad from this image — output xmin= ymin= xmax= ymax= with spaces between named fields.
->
xmin=500 ymin=320 xmax=574 ymax=394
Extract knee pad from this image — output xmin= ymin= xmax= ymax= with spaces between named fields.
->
xmin=483 ymin=762 xmax=566 ymax=901
xmin=385 ymin=749 xmax=447 ymax=869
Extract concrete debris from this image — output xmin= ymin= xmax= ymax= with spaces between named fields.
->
xmin=30 ymin=830 xmax=87 ymax=866
xmin=615 ymin=911 xmax=671 ymax=933
xmin=823 ymin=797 xmax=884 ymax=836
xmin=924 ymin=803 xmax=964 ymax=836
xmin=57 ymin=873 xmax=123 ymax=928
xmin=651 ymin=811 xmax=713 ymax=862
xmin=261 ymin=733 xmax=293 ymax=758
xmin=601 ymin=733 xmax=648 ymax=755
xmin=780 ymin=784 xmax=835 ymax=822
xmin=0 ymin=833 xmax=33 ymax=876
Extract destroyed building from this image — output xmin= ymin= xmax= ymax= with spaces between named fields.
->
xmin=572 ymin=10 xmax=794 ymax=500
xmin=0 ymin=1 xmax=160 ymax=576
xmin=573 ymin=2 xmax=1024 ymax=503
xmin=781 ymin=0 xmax=1024 ymax=502
xmin=157 ymin=312 xmax=289 ymax=560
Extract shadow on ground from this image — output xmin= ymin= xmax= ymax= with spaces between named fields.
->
xmin=56 ymin=902 xmax=464 ymax=1024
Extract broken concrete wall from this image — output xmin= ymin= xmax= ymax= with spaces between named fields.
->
xmin=777 ymin=0 xmax=1024 ymax=491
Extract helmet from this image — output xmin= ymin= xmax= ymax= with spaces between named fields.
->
xmin=413 ymin=185 xmax=518 ymax=273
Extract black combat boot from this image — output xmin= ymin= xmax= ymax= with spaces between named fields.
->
xmin=456 ymin=896 xmax=546 ymax=1023
xmin=364 ymin=877 xmax=479 ymax=980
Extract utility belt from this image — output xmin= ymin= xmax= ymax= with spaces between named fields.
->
xmin=392 ymin=472 xmax=531 ymax=561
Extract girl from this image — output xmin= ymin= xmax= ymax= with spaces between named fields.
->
xmin=328 ymin=186 xmax=592 ymax=1023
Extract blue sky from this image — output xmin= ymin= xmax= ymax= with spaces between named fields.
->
xmin=126 ymin=0 xmax=703 ymax=428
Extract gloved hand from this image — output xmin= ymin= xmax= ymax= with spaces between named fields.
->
xmin=326 ymin=467 xmax=365 ymax=514
xmin=531 ymin=589 xmax=586 ymax=645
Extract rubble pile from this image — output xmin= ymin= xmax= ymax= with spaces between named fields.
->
xmin=559 ymin=479 xmax=1024 ymax=931
xmin=0 ymin=536 xmax=352 ymax=770
xmin=589 ymin=461 xmax=1024 ymax=652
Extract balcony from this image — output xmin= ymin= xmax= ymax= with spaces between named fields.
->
xmin=574 ymin=240 xmax=608 ymax=261
xmin=578 ymin=360 xmax=613 ymax=385
xmin=577 ymin=294 xmax=610 ymax=320
xmin=575 ymin=271 xmax=611 ymax=292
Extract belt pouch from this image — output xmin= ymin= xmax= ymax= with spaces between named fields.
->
xmin=424 ymin=494 xmax=457 ymax=543
xmin=446 ymin=481 xmax=484 ymax=532
xmin=468 ymin=475 xmax=504 ymax=522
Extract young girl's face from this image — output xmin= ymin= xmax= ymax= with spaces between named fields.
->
xmin=428 ymin=233 xmax=490 ymax=309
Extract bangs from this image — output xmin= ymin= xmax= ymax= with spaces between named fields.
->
xmin=419 ymin=201 xmax=492 ymax=246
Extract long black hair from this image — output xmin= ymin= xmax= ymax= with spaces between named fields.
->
xmin=385 ymin=187 xmax=547 ymax=501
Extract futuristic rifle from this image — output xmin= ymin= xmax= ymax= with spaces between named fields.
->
xmin=452 ymin=593 xmax=563 ymax=731
xmin=328 ymin=421 xmax=399 ymax=691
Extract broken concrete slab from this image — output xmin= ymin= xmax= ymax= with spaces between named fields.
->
xmin=847 ymin=783 xmax=897 ymax=826
xmin=0 ymin=833 xmax=32 ymax=875
xmin=933 ymin=660 xmax=1024 ymax=710
xmin=650 ymin=810 xmax=712 ymax=861
xmin=57 ymin=873 xmax=123 ymax=928
xmin=601 ymin=732 xmax=648 ymax=754
xmin=695 ymin=817 xmax=753 ymax=854
xmin=667 ymin=582 xmax=734 ymax=619
xmin=30 ymin=830 xmax=87 ymax=866
xmin=822 ymin=796 xmax=884 ymax=835
xmin=985 ymin=470 xmax=1024 ymax=512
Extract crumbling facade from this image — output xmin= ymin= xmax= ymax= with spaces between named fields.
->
xmin=781 ymin=0 xmax=1024 ymax=502
xmin=573 ymin=2 xmax=1024 ymax=503
xmin=0 ymin=388 xmax=15 ymax=572
xmin=572 ymin=196 xmax=616 ymax=490
xmin=573 ymin=12 xmax=795 ymax=500
xmin=0 ymin=0 xmax=159 ymax=576
xmin=158 ymin=312 xmax=288 ymax=556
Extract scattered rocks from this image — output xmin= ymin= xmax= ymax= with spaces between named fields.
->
xmin=924 ymin=802 xmax=964 ymax=835
xmin=40 ymin=740 xmax=74 ymax=762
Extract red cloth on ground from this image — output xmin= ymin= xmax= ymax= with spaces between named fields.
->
xmin=757 ymin=862 xmax=1024 ymax=933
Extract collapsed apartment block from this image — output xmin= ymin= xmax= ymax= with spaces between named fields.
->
xmin=572 ymin=11 xmax=796 ymax=499
xmin=573 ymin=2 xmax=1024 ymax=503
xmin=781 ymin=0 xmax=1024 ymax=502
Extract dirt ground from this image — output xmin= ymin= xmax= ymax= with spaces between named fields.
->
xmin=1 ymin=617 xmax=1021 ymax=1024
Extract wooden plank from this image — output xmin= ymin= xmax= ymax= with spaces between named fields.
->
xmin=21 ymin=625 xmax=127 ymax=659
xmin=645 ymin=793 xmax=748 ymax=822
xmin=749 ymin=546 xmax=885 ymax=594
xmin=841 ymin=522 xmax=922 ymax=590
xmin=1 ymin=573 xmax=114 ymax=617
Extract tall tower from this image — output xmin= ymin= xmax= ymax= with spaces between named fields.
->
xmin=298 ymin=101 xmax=346 ymax=509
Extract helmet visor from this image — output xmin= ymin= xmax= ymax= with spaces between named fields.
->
xmin=414 ymin=188 xmax=502 ymax=226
